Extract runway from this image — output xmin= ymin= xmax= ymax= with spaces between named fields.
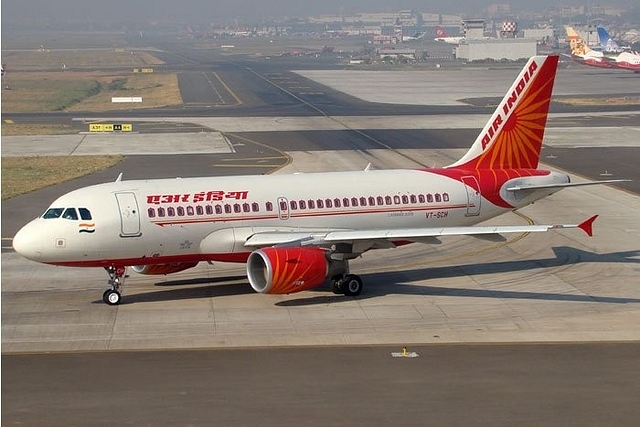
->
xmin=2 ymin=36 xmax=640 ymax=425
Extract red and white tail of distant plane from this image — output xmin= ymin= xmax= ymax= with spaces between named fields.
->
xmin=13 ymin=55 xmax=626 ymax=305
xmin=434 ymin=25 xmax=464 ymax=44
xmin=565 ymin=26 xmax=640 ymax=72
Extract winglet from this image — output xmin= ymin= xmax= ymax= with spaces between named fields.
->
xmin=578 ymin=215 xmax=598 ymax=237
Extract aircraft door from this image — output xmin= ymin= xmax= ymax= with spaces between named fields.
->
xmin=115 ymin=192 xmax=142 ymax=237
xmin=461 ymin=176 xmax=481 ymax=216
xmin=277 ymin=197 xmax=289 ymax=220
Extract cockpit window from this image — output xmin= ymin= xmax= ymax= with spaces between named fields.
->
xmin=43 ymin=208 xmax=64 ymax=219
xmin=62 ymin=208 xmax=78 ymax=220
xmin=78 ymin=208 xmax=92 ymax=220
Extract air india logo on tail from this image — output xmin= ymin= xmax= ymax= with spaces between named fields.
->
xmin=449 ymin=56 xmax=559 ymax=171
xmin=480 ymin=60 xmax=538 ymax=150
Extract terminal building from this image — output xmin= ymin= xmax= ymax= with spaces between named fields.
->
xmin=455 ymin=19 xmax=537 ymax=61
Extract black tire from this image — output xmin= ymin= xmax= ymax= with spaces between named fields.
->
xmin=104 ymin=290 xmax=121 ymax=306
xmin=342 ymin=274 xmax=363 ymax=296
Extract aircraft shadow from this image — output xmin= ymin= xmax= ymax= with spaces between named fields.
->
xmin=277 ymin=246 xmax=640 ymax=307
xmin=97 ymin=246 xmax=639 ymax=305
xmin=92 ymin=276 xmax=252 ymax=305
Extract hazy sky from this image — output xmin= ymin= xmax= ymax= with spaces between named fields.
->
xmin=1 ymin=0 xmax=632 ymax=22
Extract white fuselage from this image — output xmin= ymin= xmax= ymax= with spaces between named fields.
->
xmin=13 ymin=168 xmax=566 ymax=267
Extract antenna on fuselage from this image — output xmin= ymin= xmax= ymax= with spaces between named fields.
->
xmin=115 ymin=173 xmax=123 ymax=182
xmin=364 ymin=163 xmax=372 ymax=172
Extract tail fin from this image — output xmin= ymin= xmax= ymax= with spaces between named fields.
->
xmin=447 ymin=55 xmax=559 ymax=171
xmin=565 ymin=26 xmax=592 ymax=56
xmin=597 ymin=26 xmax=620 ymax=52
xmin=435 ymin=25 xmax=448 ymax=38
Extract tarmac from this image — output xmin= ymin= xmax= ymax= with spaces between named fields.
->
xmin=2 ymin=142 xmax=639 ymax=353
xmin=2 ymin=62 xmax=640 ymax=352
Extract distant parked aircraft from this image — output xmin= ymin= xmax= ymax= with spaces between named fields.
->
xmin=566 ymin=26 xmax=640 ymax=72
xmin=434 ymin=26 xmax=464 ymax=44
xmin=403 ymin=32 xmax=426 ymax=42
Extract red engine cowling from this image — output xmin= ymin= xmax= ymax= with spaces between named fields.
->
xmin=131 ymin=262 xmax=199 ymax=275
xmin=247 ymin=247 xmax=328 ymax=294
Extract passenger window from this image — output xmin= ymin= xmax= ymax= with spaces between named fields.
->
xmin=43 ymin=208 xmax=64 ymax=219
xmin=196 ymin=206 xmax=204 ymax=215
xmin=148 ymin=208 xmax=156 ymax=218
xmin=435 ymin=194 xmax=442 ymax=203
xmin=78 ymin=208 xmax=92 ymax=220
xmin=167 ymin=207 xmax=176 ymax=217
xmin=62 ymin=208 xmax=78 ymax=220
xmin=187 ymin=206 xmax=195 ymax=215
xmin=443 ymin=193 xmax=450 ymax=202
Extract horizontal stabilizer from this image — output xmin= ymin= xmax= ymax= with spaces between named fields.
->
xmin=506 ymin=179 xmax=631 ymax=192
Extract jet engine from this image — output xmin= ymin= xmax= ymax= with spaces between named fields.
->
xmin=131 ymin=262 xmax=199 ymax=275
xmin=247 ymin=247 xmax=328 ymax=294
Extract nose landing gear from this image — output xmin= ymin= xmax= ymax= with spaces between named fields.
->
xmin=102 ymin=266 xmax=126 ymax=305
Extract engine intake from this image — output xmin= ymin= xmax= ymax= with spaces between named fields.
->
xmin=247 ymin=247 xmax=328 ymax=294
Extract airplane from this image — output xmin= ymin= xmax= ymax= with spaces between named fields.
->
xmin=434 ymin=26 xmax=464 ymax=44
xmin=565 ymin=26 xmax=640 ymax=72
xmin=603 ymin=50 xmax=640 ymax=72
xmin=403 ymin=32 xmax=426 ymax=42
xmin=564 ymin=26 xmax=614 ymax=68
xmin=12 ymin=55 xmax=625 ymax=306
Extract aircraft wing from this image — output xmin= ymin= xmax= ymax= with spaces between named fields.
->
xmin=244 ymin=216 xmax=598 ymax=250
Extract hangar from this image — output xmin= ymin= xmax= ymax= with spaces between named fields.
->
xmin=456 ymin=38 xmax=537 ymax=61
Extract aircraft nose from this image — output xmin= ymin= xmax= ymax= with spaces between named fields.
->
xmin=12 ymin=222 xmax=43 ymax=261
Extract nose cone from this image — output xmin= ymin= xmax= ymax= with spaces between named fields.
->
xmin=13 ymin=221 xmax=43 ymax=261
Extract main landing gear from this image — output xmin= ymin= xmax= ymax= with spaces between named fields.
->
xmin=331 ymin=274 xmax=364 ymax=297
xmin=102 ymin=266 xmax=126 ymax=305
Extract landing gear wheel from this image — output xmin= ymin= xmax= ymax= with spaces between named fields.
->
xmin=103 ymin=290 xmax=121 ymax=306
xmin=342 ymin=274 xmax=363 ymax=297
xmin=102 ymin=266 xmax=126 ymax=305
